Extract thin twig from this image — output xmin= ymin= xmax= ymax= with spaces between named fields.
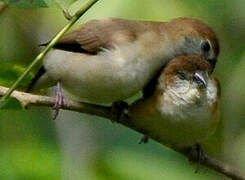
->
xmin=0 ymin=0 xmax=99 ymax=102
xmin=0 ymin=85 xmax=244 ymax=180
xmin=202 ymin=155 xmax=245 ymax=180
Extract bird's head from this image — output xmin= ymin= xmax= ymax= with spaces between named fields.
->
xmin=167 ymin=18 xmax=219 ymax=72
xmin=158 ymin=55 xmax=213 ymax=104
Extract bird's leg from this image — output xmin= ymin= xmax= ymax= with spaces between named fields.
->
xmin=110 ymin=101 xmax=129 ymax=122
xmin=139 ymin=135 xmax=149 ymax=144
xmin=53 ymin=81 xmax=65 ymax=120
xmin=195 ymin=143 xmax=206 ymax=173
xmin=187 ymin=143 xmax=207 ymax=173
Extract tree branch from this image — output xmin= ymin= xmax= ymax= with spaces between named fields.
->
xmin=0 ymin=85 xmax=244 ymax=180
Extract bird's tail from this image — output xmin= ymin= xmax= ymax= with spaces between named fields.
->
xmin=25 ymin=66 xmax=46 ymax=92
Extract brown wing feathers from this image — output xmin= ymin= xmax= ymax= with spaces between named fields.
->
xmin=49 ymin=18 xmax=146 ymax=54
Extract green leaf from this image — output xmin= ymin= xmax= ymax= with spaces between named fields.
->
xmin=3 ymin=0 xmax=48 ymax=8
xmin=0 ymin=97 xmax=23 ymax=110
xmin=0 ymin=62 xmax=34 ymax=89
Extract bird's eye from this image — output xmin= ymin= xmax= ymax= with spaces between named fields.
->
xmin=201 ymin=41 xmax=211 ymax=52
xmin=177 ymin=71 xmax=186 ymax=80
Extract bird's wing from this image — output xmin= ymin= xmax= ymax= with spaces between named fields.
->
xmin=25 ymin=66 xmax=56 ymax=92
xmin=52 ymin=18 xmax=147 ymax=54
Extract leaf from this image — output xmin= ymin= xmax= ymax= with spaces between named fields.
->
xmin=0 ymin=97 xmax=23 ymax=110
xmin=0 ymin=62 xmax=34 ymax=89
xmin=2 ymin=0 xmax=48 ymax=8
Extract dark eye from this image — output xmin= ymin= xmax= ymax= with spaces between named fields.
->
xmin=177 ymin=71 xmax=186 ymax=80
xmin=201 ymin=41 xmax=210 ymax=52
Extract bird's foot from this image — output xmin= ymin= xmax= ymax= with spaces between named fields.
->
xmin=52 ymin=81 xmax=65 ymax=120
xmin=139 ymin=135 xmax=149 ymax=144
xmin=110 ymin=101 xmax=129 ymax=122
xmin=188 ymin=143 xmax=207 ymax=173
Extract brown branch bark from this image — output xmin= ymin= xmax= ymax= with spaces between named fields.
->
xmin=0 ymin=85 xmax=244 ymax=180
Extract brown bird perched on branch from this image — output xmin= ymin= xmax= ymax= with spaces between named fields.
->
xmin=27 ymin=17 xmax=219 ymax=116
xmin=129 ymin=55 xmax=220 ymax=154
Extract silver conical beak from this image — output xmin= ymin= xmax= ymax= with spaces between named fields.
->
xmin=193 ymin=70 xmax=208 ymax=89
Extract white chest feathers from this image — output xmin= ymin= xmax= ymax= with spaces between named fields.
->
xmin=154 ymin=78 xmax=218 ymax=148
xmin=160 ymin=78 xmax=217 ymax=119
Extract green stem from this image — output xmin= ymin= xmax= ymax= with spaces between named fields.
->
xmin=0 ymin=0 xmax=99 ymax=102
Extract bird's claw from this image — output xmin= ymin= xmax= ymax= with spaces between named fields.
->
xmin=139 ymin=135 xmax=149 ymax=144
xmin=111 ymin=101 xmax=129 ymax=122
xmin=52 ymin=81 xmax=65 ymax=120
xmin=188 ymin=143 xmax=207 ymax=173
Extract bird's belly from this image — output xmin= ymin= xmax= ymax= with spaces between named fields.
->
xmin=130 ymin=97 xmax=215 ymax=150
xmin=43 ymin=49 xmax=154 ymax=103
xmin=156 ymin=108 xmax=214 ymax=149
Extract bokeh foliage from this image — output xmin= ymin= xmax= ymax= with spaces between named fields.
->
xmin=0 ymin=0 xmax=244 ymax=179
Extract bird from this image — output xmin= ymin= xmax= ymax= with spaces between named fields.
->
xmin=128 ymin=55 xmax=221 ymax=153
xmin=27 ymin=17 xmax=219 ymax=111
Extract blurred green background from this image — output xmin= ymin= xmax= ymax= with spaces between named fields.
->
xmin=0 ymin=0 xmax=245 ymax=179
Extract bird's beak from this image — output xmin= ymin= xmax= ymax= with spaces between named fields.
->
xmin=193 ymin=70 xmax=208 ymax=89
xmin=207 ymin=58 xmax=217 ymax=73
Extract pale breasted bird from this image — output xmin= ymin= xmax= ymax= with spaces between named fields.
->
xmin=128 ymin=55 xmax=221 ymax=151
xmin=27 ymin=17 xmax=219 ymax=105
